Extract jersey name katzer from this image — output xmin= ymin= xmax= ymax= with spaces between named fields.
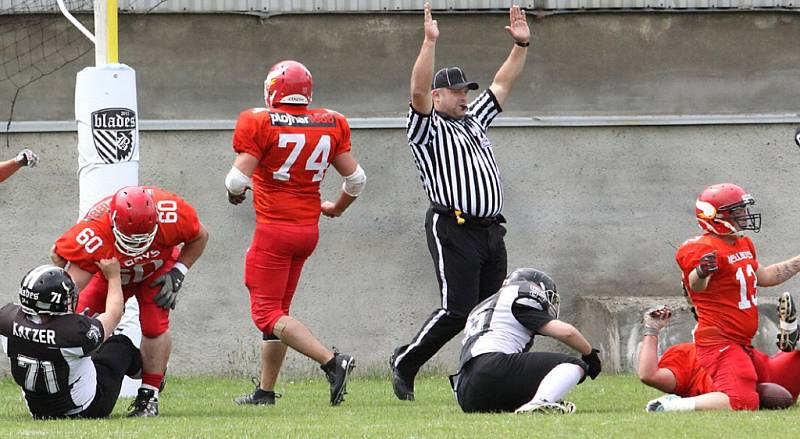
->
xmin=0 ymin=304 xmax=104 ymax=417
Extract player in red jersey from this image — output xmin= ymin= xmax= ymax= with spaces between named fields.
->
xmin=672 ymin=183 xmax=800 ymax=410
xmin=51 ymin=186 xmax=209 ymax=417
xmin=638 ymin=303 xmax=800 ymax=411
xmin=226 ymin=60 xmax=365 ymax=406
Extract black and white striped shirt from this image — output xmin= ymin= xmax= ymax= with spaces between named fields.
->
xmin=406 ymin=89 xmax=503 ymax=218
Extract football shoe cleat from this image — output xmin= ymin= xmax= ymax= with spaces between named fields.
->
xmin=645 ymin=394 xmax=682 ymax=412
xmin=127 ymin=388 xmax=159 ymax=417
xmin=234 ymin=378 xmax=281 ymax=405
xmin=322 ymin=350 xmax=355 ymax=406
xmin=777 ymin=292 xmax=799 ymax=352
xmin=515 ymin=400 xmax=576 ymax=414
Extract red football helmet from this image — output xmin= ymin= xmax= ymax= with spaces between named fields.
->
xmin=263 ymin=60 xmax=313 ymax=108
xmin=695 ymin=183 xmax=761 ymax=236
xmin=110 ymin=186 xmax=159 ymax=256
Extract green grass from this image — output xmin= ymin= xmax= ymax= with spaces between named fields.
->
xmin=0 ymin=375 xmax=793 ymax=438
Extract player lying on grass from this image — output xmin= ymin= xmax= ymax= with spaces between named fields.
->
xmin=638 ymin=300 xmax=800 ymax=412
xmin=450 ymin=268 xmax=601 ymax=414
xmin=0 ymin=261 xmax=142 ymax=419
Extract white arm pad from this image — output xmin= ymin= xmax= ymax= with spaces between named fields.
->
xmin=342 ymin=165 xmax=366 ymax=197
xmin=225 ymin=166 xmax=251 ymax=195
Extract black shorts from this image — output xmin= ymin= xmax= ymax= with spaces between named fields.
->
xmin=455 ymin=351 xmax=587 ymax=413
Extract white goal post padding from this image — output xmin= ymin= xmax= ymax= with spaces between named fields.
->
xmin=76 ymin=63 xmax=139 ymax=218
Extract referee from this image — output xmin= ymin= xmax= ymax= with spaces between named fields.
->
xmin=390 ymin=3 xmax=531 ymax=401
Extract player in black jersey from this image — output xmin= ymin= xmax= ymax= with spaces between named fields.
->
xmin=450 ymin=268 xmax=602 ymax=414
xmin=0 ymin=260 xmax=142 ymax=418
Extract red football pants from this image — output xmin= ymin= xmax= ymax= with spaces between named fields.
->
xmin=76 ymin=248 xmax=178 ymax=338
xmin=696 ymin=343 xmax=769 ymax=410
xmin=767 ymin=351 xmax=800 ymax=401
xmin=245 ymin=222 xmax=318 ymax=334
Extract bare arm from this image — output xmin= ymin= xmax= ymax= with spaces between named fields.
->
xmin=488 ymin=6 xmax=530 ymax=107
xmin=0 ymin=159 xmax=22 ymax=183
xmin=638 ymin=333 xmax=677 ymax=393
xmin=177 ymin=223 xmax=209 ymax=269
xmin=95 ymin=258 xmax=123 ymax=340
xmin=66 ymin=263 xmax=94 ymax=293
xmin=687 ymin=267 xmax=711 ymax=292
xmin=321 ymin=152 xmax=361 ymax=218
xmin=410 ymin=3 xmax=438 ymax=114
xmin=232 ymin=152 xmax=259 ymax=177
xmin=756 ymin=254 xmax=800 ymax=287
xmin=538 ymin=320 xmax=592 ymax=355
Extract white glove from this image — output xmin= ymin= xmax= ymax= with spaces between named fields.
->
xmin=15 ymin=149 xmax=39 ymax=168
xmin=643 ymin=306 xmax=671 ymax=336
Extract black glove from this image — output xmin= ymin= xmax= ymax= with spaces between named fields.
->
xmin=227 ymin=187 xmax=248 ymax=205
xmin=582 ymin=348 xmax=602 ymax=380
xmin=695 ymin=252 xmax=718 ymax=279
xmin=150 ymin=267 xmax=185 ymax=310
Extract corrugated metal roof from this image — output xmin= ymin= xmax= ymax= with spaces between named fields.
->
xmin=1 ymin=0 xmax=797 ymax=13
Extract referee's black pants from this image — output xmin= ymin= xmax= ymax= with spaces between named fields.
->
xmin=71 ymin=334 xmax=142 ymax=419
xmin=393 ymin=208 xmax=507 ymax=377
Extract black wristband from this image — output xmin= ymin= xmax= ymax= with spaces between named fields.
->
xmin=515 ymin=41 xmax=530 ymax=47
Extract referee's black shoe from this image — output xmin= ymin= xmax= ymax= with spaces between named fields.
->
xmin=321 ymin=351 xmax=355 ymax=406
xmin=390 ymin=347 xmax=415 ymax=401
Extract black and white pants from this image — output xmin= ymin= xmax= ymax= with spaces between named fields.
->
xmin=455 ymin=352 xmax=588 ymax=413
xmin=393 ymin=208 xmax=507 ymax=377
xmin=71 ymin=334 xmax=142 ymax=419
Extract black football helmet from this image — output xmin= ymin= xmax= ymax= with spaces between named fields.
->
xmin=504 ymin=267 xmax=560 ymax=318
xmin=19 ymin=265 xmax=76 ymax=316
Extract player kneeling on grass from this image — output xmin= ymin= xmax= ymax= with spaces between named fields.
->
xmin=638 ymin=301 xmax=800 ymax=412
xmin=0 ymin=261 xmax=142 ymax=419
xmin=450 ymin=268 xmax=601 ymax=414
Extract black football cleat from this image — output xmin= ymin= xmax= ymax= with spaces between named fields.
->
xmin=389 ymin=347 xmax=415 ymax=401
xmin=322 ymin=351 xmax=355 ymax=406
xmin=127 ymin=388 xmax=159 ymax=417
xmin=234 ymin=378 xmax=281 ymax=405
xmin=777 ymin=292 xmax=799 ymax=352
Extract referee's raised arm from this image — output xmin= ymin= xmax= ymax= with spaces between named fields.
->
xmin=489 ymin=5 xmax=531 ymax=107
xmin=410 ymin=3 xmax=437 ymax=114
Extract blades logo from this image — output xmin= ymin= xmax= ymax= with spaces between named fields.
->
xmin=91 ymin=108 xmax=137 ymax=164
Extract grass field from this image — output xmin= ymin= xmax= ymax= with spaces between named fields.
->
xmin=0 ymin=374 xmax=793 ymax=438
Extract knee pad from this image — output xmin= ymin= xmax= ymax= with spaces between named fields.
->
xmin=262 ymin=332 xmax=281 ymax=341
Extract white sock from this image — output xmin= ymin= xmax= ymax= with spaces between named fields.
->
xmin=663 ymin=396 xmax=696 ymax=412
xmin=781 ymin=320 xmax=798 ymax=332
xmin=141 ymin=384 xmax=159 ymax=398
xmin=529 ymin=363 xmax=584 ymax=404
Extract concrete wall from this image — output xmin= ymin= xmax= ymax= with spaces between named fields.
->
xmin=2 ymin=11 xmax=800 ymax=377
xmin=2 ymin=123 xmax=800 ymax=377
xmin=2 ymin=12 xmax=800 ymax=121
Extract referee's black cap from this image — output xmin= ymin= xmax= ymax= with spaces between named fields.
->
xmin=432 ymin=67 xmax=479 ymax=91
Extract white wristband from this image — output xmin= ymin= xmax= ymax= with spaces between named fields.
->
xmin=173 ymin=262 xmax=189 ymax=275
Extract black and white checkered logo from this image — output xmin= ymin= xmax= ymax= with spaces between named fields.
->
xmin=91 ymin=108 xmax=136 ymax=164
